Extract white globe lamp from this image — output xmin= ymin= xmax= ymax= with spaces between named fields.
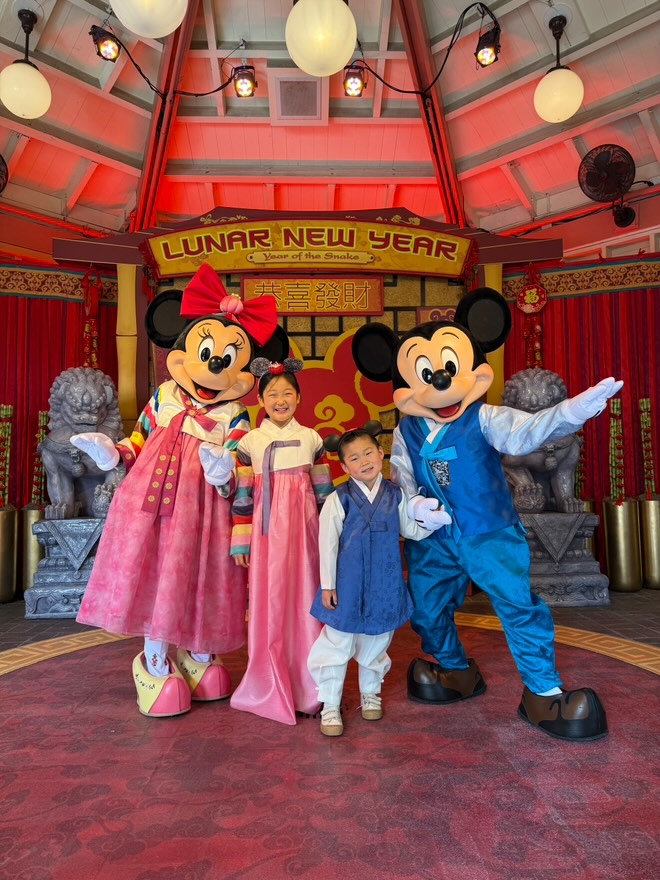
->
xmin=533 ymin=66 xmax=584 ymax=123
xmin=285 ymin=0 xmax=357 ymax=78
xmin=110 ymin=0 xmax=188 ymax=39
xmin=533 ymin=7 xmax=584 ymax=124
xmin=0 ymin=59 xmax=51 ymax=119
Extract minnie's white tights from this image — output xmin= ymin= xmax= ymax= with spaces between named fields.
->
xmin=143 ymin=637 xmax=211 ymax=677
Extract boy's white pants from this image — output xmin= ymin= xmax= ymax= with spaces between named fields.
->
xmin=307 ymin=624 xmax=393 ymax=706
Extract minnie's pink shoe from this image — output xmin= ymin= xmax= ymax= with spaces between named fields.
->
xmin=132 ymin=653 xmax=191 ymax=717
xmin=176 ymin=649 xmax=231 ymax=701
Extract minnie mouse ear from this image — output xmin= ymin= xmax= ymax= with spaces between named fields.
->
xmin=145 ymin=289 xmax=188 ymax=349
xmin=454 ymin=287 xmax=511 ymax=353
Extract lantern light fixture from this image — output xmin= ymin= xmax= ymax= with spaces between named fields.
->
xmin=0 ymin=7 xmax=52 ymax=120
xmin=533 ymin=7 xmax=584 ymax=123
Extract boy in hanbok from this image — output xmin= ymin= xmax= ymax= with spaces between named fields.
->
xmin=307 ymin=424 xmax=449 ymax=737
xmin=230 ymin=359 xmax=333 ymax=725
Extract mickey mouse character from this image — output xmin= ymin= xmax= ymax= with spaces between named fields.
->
xmin=72 ymin=263 xmax=287 ymax=718
xmin=352 ymin=288 xmax=623 ymax=741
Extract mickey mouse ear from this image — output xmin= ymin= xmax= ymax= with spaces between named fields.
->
xmin=323 ymin=434 xmax=342 ymax=453
xmin=454 ymin=287 xmax=511 ymax=353
xmin=145 ymin=289 xmax=188 ymax=348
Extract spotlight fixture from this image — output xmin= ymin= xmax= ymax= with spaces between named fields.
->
xmin=533 ymin=6 xmax=584 ymax=123
xmin=0 ymin=8 xmax=52 ymax=120
xmin=612 ymin=202 xmax=636 ymax=228
xmin=233 ymin=65 xmax=257 ymax=98
xmin=343 ymin=63 xmax=366 ymax=97
xmin=285 ymin=0 xmax=357 ymax=78
xmin=91 ymin=26 xmax=121 ymax=62
xmin=474 ymin=24 xmax=500 ymax=67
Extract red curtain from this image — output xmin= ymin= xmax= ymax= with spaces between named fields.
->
xmin=0 ymin=296 xmax=118 ymax=510
xmin=504 ymin=287 xmax=660 ymax=554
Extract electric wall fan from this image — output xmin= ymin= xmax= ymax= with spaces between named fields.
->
xmin=577 ymin=143 xmax=637 ymax=227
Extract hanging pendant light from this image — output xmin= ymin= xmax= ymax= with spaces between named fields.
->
xmin=109 ymin=0 xmax=188 ymax=40
xmin=0 ymin=8 xmax=51 ymax=120
xmin=285 ymin=0 xmax=357 ymax=78
xmin=533 ymin=8 xmax=584 ymax=123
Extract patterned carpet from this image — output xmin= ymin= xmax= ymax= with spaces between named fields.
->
xmin=0 ymin=620 xmax=659 ymax=880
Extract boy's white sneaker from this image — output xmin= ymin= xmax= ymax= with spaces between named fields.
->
xmin=361 ymin=693 xmax=383 ymax=720
xmin=320 ymin=706 xmax=343 ymax=736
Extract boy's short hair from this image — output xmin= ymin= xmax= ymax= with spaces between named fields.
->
xmin=336 ymin=430 xmax=381 ymax=464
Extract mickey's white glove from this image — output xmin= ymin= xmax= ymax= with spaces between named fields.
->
xmin=70 ymin=433 xmax=120 ymax=471
xmin=199 ymin=443 xmax=235 ymax=487
xmin=408 ymin=495 xmax=452 ymax=531
xmin=563 ymin=377 xmax=624 ymax=424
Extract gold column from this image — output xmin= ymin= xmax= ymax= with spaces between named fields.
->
xmin=483 ymin=263 xmax=505 ymax=405
xmin=116 ymin=264 xmax=139 ymax=436
xmin=603 ymin=498 xmax=643 ymax=591
xmin=0 ymin=505 xmax=17 ymax=603
xmin=21 ymin=503 xmax=44 ymax=593
xmin=638 ymin=497 xmax=660 ymax=588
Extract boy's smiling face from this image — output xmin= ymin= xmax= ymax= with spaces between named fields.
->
xmin=340 ymin=436 xmax=384 ymax=490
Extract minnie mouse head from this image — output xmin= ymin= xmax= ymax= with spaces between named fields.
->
xmin=145 ymin=263 xmax=289 ymax=406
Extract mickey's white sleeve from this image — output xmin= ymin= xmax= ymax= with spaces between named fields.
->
xmin=390 ymin=425 xmax=420 ymax=501
xmin=479 ymin=403 xmax=584 ymax=456
xmin=318 ymin=490 xmax=345 ymax=592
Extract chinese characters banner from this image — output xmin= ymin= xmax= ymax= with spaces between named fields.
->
xmin=242 ymin=276 xmax=383 ymax=316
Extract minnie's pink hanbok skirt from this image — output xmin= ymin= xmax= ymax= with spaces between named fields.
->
xmin=230 ymin=466 xmax=322 ymax=724
xmin=77 ymin=427 xmax=247 ymax=654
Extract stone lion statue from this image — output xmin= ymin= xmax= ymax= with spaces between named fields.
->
xmin=39 ymin=367 xmax=125 ymax=519
xmin=500 ymin=368 xmax=583 ymax=514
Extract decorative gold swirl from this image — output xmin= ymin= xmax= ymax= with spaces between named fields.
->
xmin=314 ymin=395 xmax=355 ymax=433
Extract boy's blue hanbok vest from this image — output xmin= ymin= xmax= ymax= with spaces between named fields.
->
xmin=310 ymin=479 xmax=413 ymax=635
xmin=399 ymin=403 xmax=519 ymax=539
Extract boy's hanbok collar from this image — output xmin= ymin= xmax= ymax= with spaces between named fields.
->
xmin=350 ymin=471 xmax=383 ymax=501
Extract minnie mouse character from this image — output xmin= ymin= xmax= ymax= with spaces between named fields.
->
xmin=352 ymin=288 xmax=623 ymax=741
xmin=71 ymin=263 xmax=287 ymax=718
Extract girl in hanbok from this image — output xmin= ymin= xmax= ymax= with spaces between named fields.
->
xmin=230 ymin=359 xmax=333 ymax=725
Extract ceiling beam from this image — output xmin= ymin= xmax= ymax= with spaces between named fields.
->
xmin=0 ymin=109 xmax=143 ymax=174
xmin=392 ymin=0 xmax=464 ymax=226
xmin=133 ymin=1 xmax=201 ymax=231
xmin=456 ymin=82 xmax=660 ymax=178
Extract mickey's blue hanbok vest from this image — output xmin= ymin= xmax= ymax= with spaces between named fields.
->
xmin=310 ymin=479 xmax=413 ymax=635
xmin=398 ymin=403 xmax=519 ymax=539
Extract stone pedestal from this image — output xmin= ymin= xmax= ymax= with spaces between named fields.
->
xmin=24 ymin=518 xmax=104 ymax=619
xmin=521 ymin=512 xmax=610 ymax=607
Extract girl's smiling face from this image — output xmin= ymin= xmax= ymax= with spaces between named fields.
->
xmin=258 ymin=375 xmax=300 ymax=428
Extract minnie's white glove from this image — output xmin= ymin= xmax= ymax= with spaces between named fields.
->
xmin=70 ymin=433 xmax=120 ymax=471
xmin=563 ymin=377 xmax=624 ymax=424
xmin=199 ymin=443 xmax=235 ymax=487
xmin=408 ymin=495 xmax=452 ymax=531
